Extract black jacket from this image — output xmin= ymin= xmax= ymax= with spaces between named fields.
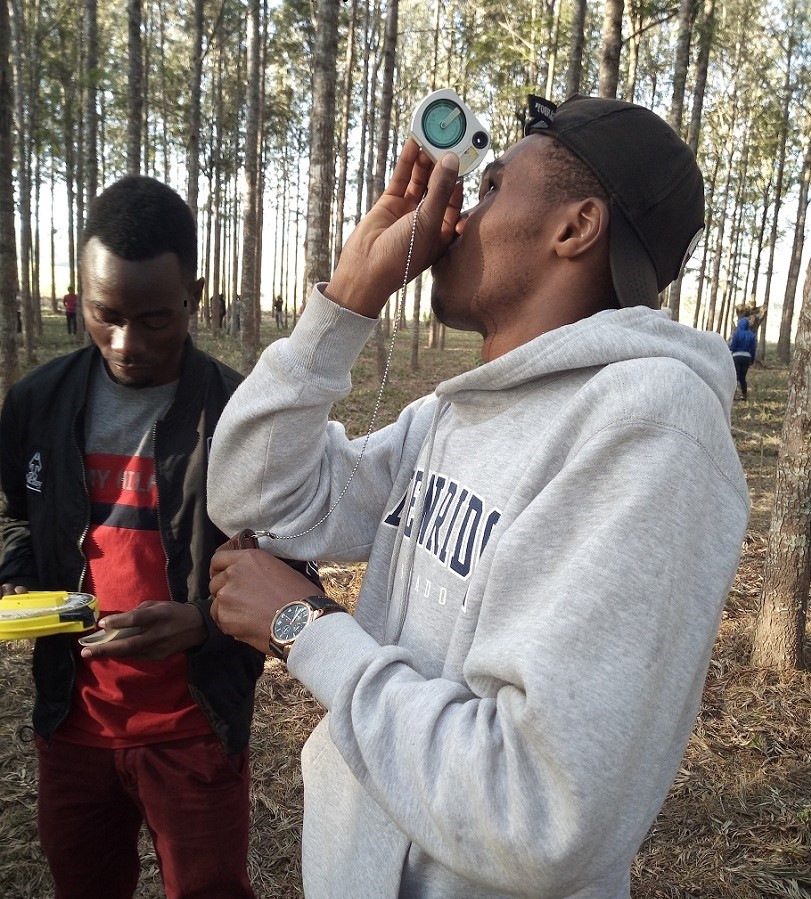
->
xmin=0 ymin=340 xmax=266 ymax=753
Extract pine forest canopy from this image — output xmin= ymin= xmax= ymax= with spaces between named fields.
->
xmin=5 ymin=0 xmax=811 ymax=354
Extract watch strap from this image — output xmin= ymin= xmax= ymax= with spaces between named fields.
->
xmin=303 ymin=595 xmax=346 ymax=615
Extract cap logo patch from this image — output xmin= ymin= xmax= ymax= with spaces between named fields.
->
xmin=525 ymin=94 xmax=558 ymax=133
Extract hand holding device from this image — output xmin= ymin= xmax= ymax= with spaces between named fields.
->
xmin=325 ymin=139 xmax=462 ymax=318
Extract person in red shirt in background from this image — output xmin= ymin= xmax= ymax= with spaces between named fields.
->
xmin=62 ymin=286 xmax=78 ymax=334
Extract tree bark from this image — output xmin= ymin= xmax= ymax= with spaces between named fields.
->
xmin=0 ymin=0 xmax=18 ymax=399
xmin=565 ymin=0 xmax=586 ymax=98
xmin=598 ymin=0 xmax=623 ymax=99
xmin=84 ymin=0 xmax=98 ymax=206
xmin=9 ymin=0 xmax=32 ymax=362
xmin=686 ymin=0 xmax=714 ymax=156
xmin=333 ymin=0 xmax=358 ymax=269
xmin=304 ymin=0 xmax=340 ymax=298
xmin=756 ymin=7 xmax=795 ymax=363
xmin=776 ymin=134 xmax=810 ymax=365
xmin=751 ymin=253 xmax=811 ymax=670
xmin=239 ymin=0 xmax=261 ymax=371
xmin=373 ymin=0 xmax=398 ymax=383
xmin=127 ymin=0 xmax=142 ymax=174
xmin=186 ymin=0 xmax=203 ymax=338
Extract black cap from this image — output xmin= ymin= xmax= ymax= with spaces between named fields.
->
xmin=526 ymin=95 xmax=705 ymax=309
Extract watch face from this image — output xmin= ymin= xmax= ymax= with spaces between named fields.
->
xmin=272 ymin=601 xmax=311 ymax=644
xmin=421 ymin=98 xmax=467 ymax=149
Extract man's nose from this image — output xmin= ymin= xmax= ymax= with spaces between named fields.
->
xmin=110 ymin=323 xmax=142 ymax=355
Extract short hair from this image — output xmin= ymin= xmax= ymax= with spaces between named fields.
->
xmin=82 ymin=176 xmax=197 ymax=282
xmin=540 ymin=138 xmax=609 ymax=209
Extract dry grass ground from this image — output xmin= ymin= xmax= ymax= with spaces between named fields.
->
xmin=0 ymin=314 xmax=809 ymax=898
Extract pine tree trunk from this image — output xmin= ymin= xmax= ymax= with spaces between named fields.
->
xmin=0 ymin=0 xmax=19 ymax=398
xmin=333 ymin=0 xmax=358 ymax=268
xmin=565 ymin=0 xmax=586 ymax=98
xmin=598 ymin=0 xmax=622 ymax=99
xmin=186 ymin=0 xmax=203 ymax=338
xmin=751 ymin=254 xmax=811 ymax=670
xmin=668 ymin=0 xmax=694 ymax=135
xmin=373 ymin=0 xmax=397 ymax=383
xmin=84 ymin=0 xmax=98 ymax=205
xmin=10 ymin=0 xmax=33 ymax=362
xmin=127 ymin=0 xmax=142 ymax=174
xmin=687 ymin=0 xmax=715 ymax=156
xmin=776 ymin=135 xmax=810 ymax=364
xmin=756 ymin=24 xmax=794 ymax=363
xmin=304 ymin=0 xmax=340 ymax=298
xmin=239 ymin=0 xmax=261 ymax=371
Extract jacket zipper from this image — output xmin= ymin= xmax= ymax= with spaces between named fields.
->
xmin=152 ymin=419 xmax=175 ymax=603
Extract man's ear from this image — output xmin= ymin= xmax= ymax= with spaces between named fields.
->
xmin=189 ymin=277 xmax=205 ymax=315
xmin=554 ymin=197 xmax=609 ymax=260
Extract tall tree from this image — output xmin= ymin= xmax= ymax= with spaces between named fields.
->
xmin=664 ymin=0 xmax=696 ymax=322
xmin=239 ymin=0 xmax=262 ymax=371
xmin=333 ymin=0 xmax=358 ymax=269
xmin=756 ymin=11 xmax=795 ymax=362
xmin=776 ymin=132 xmax=810 ymax=365
xmin=565 ymin=0 xmax=587 ymax=97
xmin=751 ymin=253 xmax=811 ymax=670
xmin=372 ymin=0 xmax=398 ymax=381
xmin=84 ymin=0 xmax=98 ymax=206
xmin=127 ymin=0 xmax=143 ymax=174
xmin=668 ymin=0 xmax=694 ymax=134
xmin=9 ymin=0 xmax=33 ymax=361
xmin=0 ymin=0 xmax=18 ymax=398
xmin=304 ymin=0 xmax=340 ymax=298
xmin=186 ymin=0 xmax=204 ymax=338
xmin=599 ymin=0 xmax=623 ymax=98
xmin=686 ymin=0 xmax=714 ymax=155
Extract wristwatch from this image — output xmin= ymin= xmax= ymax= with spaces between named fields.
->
xmin=268 ymin=595 xmax=346 ymax=660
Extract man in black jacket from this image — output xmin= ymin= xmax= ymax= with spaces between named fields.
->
xmin=0 ymin=177 xmax=266 ymax=899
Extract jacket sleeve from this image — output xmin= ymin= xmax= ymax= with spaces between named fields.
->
xmin=0 ymin=389 xmax=39 ymax=589
xmin=208 ymin=287 xmax=433 ymax=562
xmin=289 ymin=410 xmax=750 ymax=894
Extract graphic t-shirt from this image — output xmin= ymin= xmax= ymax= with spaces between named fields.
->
xmin=58 ymin=361 xmax=211 ymax=748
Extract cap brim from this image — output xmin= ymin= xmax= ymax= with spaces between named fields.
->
xmin=609 ymin=201 xmax=661 ymax=309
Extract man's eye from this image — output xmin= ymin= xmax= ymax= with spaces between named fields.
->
xmin=141 ymin=315 xmax=172 ymax=331
xmin=91 ymin=309 xmax=123 ymax=326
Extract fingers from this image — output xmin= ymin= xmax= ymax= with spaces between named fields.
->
xmin=81 ymin=602 xmax=205 ymax=660
xmin=385 ymin=138 xmax=424 ymax=201
xmin=422 ymin=153 xmax=463 ymax=245
xmin=1 ymin=584 xmax=28 ymax=596
xmin=210 ymin=548 xmax=241 ymax=578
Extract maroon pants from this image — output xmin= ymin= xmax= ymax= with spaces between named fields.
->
xmin=36 ymin=733 xmax=256 ymax=899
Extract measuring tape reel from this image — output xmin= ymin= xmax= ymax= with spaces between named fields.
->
xmin=0 ymin=591 xmax=99 ymax=639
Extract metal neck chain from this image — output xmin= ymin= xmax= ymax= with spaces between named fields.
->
xmin=262 ymin=195 xmax=426 ymax=541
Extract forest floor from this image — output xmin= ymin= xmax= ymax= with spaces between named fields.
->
xmin=0 ymin=309 xmax=809 ymax=898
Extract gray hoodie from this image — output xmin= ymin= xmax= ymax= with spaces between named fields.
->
xmin=208 ymin=287 xmax=749 ymax=899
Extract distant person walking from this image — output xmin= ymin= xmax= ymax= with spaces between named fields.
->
xmin=273 ymin=295 xmax=284 ymax=329
xmin=728 ymin=316 xmax=757 ymax=401
xmin=63 ymin=288 xmax=78 ymax=335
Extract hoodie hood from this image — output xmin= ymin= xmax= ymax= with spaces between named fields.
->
xmin=435 ymin=306 xmax=736 ymax=419
xmin=735 ymin=317 xmax=751 ymax=331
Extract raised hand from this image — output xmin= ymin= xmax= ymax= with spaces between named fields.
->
xmin=325 ymin=138 xmax=462 ymax=318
